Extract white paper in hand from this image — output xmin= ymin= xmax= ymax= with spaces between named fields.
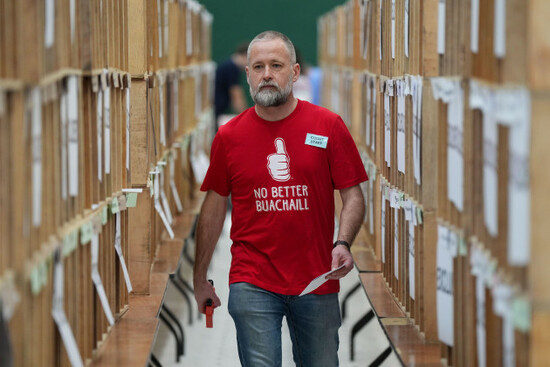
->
xmin=299 ymin=265 xmax=346 ymax=296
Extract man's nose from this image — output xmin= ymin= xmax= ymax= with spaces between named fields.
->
xmin=262 ymin=66 xmax=273 ymax=80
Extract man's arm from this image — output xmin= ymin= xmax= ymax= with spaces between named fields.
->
xmin=326 ymin=184 xmax=365 ymax=280
xmin=193 ymin=190 xmax=227 ymax=313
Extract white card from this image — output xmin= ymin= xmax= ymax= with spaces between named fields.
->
xmin=391 ymin=0 xmax=396 ymax=59
xmin=52 ymin=249 xmax=84 ymax=367
xmin=68 ymin=77 xmax=79 ymax=197
xmin=299 ymin=265 xmax=345 ymax=296
xmin=494 ymin=0 xmax=507 ymax=58
xmin=91 ymin=234 xmax=115 ymax=325
xmin=31 ymin=88 xmax=42 ymax=227
xmin=97 ymin=89 xmax=103 ymax=182
xmin=470 ymin=0 xmax=480 ymax=53
xmin=437 ymin=224 xmax=454 ymax=346
xmin=394 ymin=208 xmax=399 ymax=279
xmin=104 ymin=86 xmax=111 ymax=174
xmin=114 ymin=213 xmax=133 ymax=292
xmin=404 ymin=0 xmax=410 ymax=57
xmin=408 ymin=222 xmax=415 ymax=300
xmin=305 ymin=133 xmax=329 ymax=149
xmin=438 ymin=0 xmax=446 ymax=54
xmin=397 ymin=81 xmax=406 ymax=173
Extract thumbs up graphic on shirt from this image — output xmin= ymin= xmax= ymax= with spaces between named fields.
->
xmin=267 ymin=138 xmax=291 ymax=182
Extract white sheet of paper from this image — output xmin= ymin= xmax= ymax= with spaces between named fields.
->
xmin=391 ymin=0 xmax=396 ymax=59
xmin=169 ymin=156 xmax=184 ymax=213
xmin=384 ymin=93 xmax=391 ymax=166
xmin=114 ymin=213 xmax=133 ymax=292
xmin=153 ymin=171 xmax=175 ymax=239
xmin=394 ymin=208 xmax=399 ymax=279
xmin=476 ymin=275 xmax=487 ymax=367
xmin=190 ymin=133 xmax=210 ymax=184
xmin=507 ymin=134 xmax=530 ymax=266
xmin=503 ymin=312 xmax=516 ymax=367
xmin=159 ymin=83 xmax=166 ymax=146
xmin=126 ymin=87 xmax=130 ymax=171
xmin=397 ymin=81 xmax=406 ymax=173
xmin=360 ymin=1 xmax=367 ymax=59
xmin=186 ymin=5 xmax=193 ymax=56
xmin=157 ymin=0 xmax=163 ymax=57
xmin=413 ymin=76 xmax=422 ymax=185
xmin=505 ymin=89 xmax=531 ymax=266
xmin=404 ymin=0 xmax=410 ymax=57
xmin=447 ymin=82 xmax=464 ymax=212
xmin=104 ymin=86 xmax=111 ymax=174
xmin=52 ymin=249 xmax=84 ymax=367
xmin=381 ymin=188 xmax=386 ymax=263
xmin=97 ymin=89 xmax=103 ymax=182
xmin=494 ymin=0 xmax=507 ymax=58
xmin=32 ymin=88 xmax=42 ymax=227
xmin=408 ymin=221 xmax=415 ymax=300
xmin=70 ymin=0 xmax=76 ymax=42
xmin=470 ymin=0 xmax=480 ymax=53
xmin=91 ymin=234 xmax=115 ymax=325
xmin=160 ymin=170 xmax=173 ymax=224
xmin=437 ymin=224 xmax=454 ymax=346
xmin=299 ymin=265 xmax=345 ymax=296
xmin=437 ymin=0 xmax=446 ymax=54
xmin=483 ymin=114 xmax=498 ymax=237
xmin=45 ymin=0 xmax=55 ymax=48
xmin=68 ymin=77 xmax=79 ymax=197
xmin=371 ymin=78 xmax=377 ymax=152
xmin=164 ymin=0 xmax=169 ymax=55
xmin=60 ymin=90 xmax=68 ymax=200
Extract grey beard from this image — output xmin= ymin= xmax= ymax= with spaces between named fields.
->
xmin=250 ymin=81 xmax=293 ymax=107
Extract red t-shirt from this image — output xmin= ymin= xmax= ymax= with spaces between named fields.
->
xmin=201 ymin=100 xmax=368 ymax=295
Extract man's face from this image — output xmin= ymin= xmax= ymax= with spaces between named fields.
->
xmin=246 ymin=39 xmax=300 ymax=107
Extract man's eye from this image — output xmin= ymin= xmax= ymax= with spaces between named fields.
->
xmin=254 ymin=65 xmax=263 ymax=70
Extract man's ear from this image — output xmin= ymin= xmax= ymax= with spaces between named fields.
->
xmin=293 ymin=63 xmax=301 ymax=82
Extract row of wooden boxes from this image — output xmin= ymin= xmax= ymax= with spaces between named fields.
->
xmin=0 ymin=1 xmax=214 ymax=366
xmin=319 ymin=0 xmax=549 ymax=366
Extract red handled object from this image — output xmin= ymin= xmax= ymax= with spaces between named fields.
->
xmin=205 ymin=279 xmax=214 ymax=328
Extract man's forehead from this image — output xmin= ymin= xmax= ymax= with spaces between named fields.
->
xmin=249 ymin=39 xmax=290 ymax=59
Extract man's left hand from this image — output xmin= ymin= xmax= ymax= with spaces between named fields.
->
xmin=325 ymin=245 xmax=354 ymax=280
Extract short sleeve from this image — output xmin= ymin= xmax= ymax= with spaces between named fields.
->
xmin=200 ymin=131 xmax=231 ymax=196
xmin=328 ymin=117 xmax=369 ymax=189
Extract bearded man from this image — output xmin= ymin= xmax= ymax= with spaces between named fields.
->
xmin=193 ymin=30 xmax=368 ymax=367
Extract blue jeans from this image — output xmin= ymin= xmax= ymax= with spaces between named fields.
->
xmin=228 ymin=282 xmax=341 ymax=367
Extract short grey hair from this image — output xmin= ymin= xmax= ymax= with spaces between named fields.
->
xmin=247 ymin=31 xmax=297 ymax=65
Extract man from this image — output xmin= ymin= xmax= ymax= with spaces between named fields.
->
xmin=194 ymin=31 xmax=367 ymax=366
xmin=214 ymin=42 xmax=249 ymax=129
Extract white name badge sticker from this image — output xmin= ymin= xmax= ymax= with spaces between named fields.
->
xmin=305 ymin=133 xmax=329 ymax=149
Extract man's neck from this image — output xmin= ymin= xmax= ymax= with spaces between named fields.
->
xmin=255 ymin=96 xmax=298 ymax=122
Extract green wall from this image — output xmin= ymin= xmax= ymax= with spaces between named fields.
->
xmin=200 ymin=0 xmax=346 ymax=67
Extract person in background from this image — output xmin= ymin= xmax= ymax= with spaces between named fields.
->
xmin=292 ymin=49 xmax=313 ymax=102
xmin=194 ymin=30 xmax=367 ymax=367
xmin=214 ymin=41 xmax=249 ymax=130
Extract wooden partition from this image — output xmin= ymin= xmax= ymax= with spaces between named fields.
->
xmin=319 ymin=0 xmax=549 ymax=366
xmin=0 ymin=0 xmax=213 ymax=365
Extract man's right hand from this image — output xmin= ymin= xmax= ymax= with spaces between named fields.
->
xmin=193 ymin=278 xmax=222 ymax=314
